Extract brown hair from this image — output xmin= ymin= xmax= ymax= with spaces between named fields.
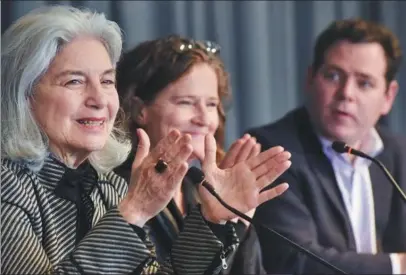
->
xmin=312 ymin=18 xmax=403 ymax=84
xmin=116 ymin=34 xmax=231 ymax=163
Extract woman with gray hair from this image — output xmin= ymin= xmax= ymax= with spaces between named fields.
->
xmin=1 ymin=5 xmax=292 ymax=275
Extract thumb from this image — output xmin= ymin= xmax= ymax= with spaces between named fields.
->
xmin=132 ymin=128 xmax=151 ymax=170
xmin=202 ymin=134 xmax=217 ymax=170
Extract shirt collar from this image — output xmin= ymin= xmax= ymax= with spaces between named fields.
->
xmin=37 ymin=152 xmax=96 ymax=193
xmin=318 ymin=128 xmax=384 ymax=164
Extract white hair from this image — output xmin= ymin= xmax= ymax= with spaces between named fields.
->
xmin=1 ymin=5 xmax=131 ymax=173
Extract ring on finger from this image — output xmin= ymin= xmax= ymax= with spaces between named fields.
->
xmin=154 ymin=158 xmax=169 ymax=174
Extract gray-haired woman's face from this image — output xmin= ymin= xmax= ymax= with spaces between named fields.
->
xmin=30 ymin=37 xmax=119 ymax=158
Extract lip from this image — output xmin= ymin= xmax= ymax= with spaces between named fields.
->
xmin=332 ymin=109 xmax=355 ymax=120
xmin=76 ymin=117 xmax=106 ymax=121
xmin=75 ymin=117 xmax=107 ymax=131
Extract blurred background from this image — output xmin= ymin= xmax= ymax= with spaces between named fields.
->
xmin=2 ymin=0 xmax=405 ymax=147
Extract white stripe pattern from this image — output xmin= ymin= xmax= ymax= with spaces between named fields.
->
xmin=1 ymin=156 xmax=238 ymax=275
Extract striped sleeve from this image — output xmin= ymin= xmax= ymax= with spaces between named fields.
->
xmin=1 ymin=165 xmax=53 ymax=275
xmin=1 ymin=166 xmax=150 ymax=275
xmin=159 ymin=206 xmax=239 ymax=275
xmin=2 ymin=164 xmax=239 ymax=275
xmin=2 ymin=202 xmax=52 ymax=275
xmin=55 ymin=207 xmax=151 ymax=274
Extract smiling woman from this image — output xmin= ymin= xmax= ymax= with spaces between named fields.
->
xmin=116 ymin=35 xmax=230 ymax=162
xmin=1 ymin=7 xmax=128 ymax=173
xmin=113 ymin=35 xmax=290 ymax=275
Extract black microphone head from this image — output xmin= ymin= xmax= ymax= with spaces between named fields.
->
xmin=331 ymin=141 xmax=348 ymax=153
xmin=186 ymin=166 xmax=205 ymax=185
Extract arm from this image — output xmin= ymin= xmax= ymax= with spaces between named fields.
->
xmin=158 ymin=205 xmax=239 ymax=275
xmin=1 ymin=167 xmax=239 ymax=275
xmin=1 ymin=166 xmax=152 ymax=275
xmin=2 ymin=204 xmax=150 ymax=274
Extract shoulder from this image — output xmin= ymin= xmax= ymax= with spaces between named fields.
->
xmin=377 ymin=126 xmax=406 ymax=157
xmin=246 ymin=107 xmax=306 ymax=150
xmin=2 ymin=158 xmax=34 ymax=191
xmin=1 ymin=158 xmax=39 ymax=210
xmin=377 ymin=127 xmax=406 ymax=182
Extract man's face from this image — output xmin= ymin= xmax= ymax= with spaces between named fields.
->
xmin=306 ymin=40 xmax=398 ymax=146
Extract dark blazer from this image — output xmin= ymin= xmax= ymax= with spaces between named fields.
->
xmin=247 ymin=107 xmax=406 ymax=274
xmin=1 ymin=154 xmax=238 ymax=275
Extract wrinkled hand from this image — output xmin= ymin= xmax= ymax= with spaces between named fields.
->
xmin=119 ymin=129 xmax=193 ymax=227
xmin=198 ymin=134 xmax=291 ymax=224
xmin=219 ymin=134 xmax=261 ymax=226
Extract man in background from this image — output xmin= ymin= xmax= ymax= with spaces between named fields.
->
xmin=248 ymin=18 xmax=406 ymax=274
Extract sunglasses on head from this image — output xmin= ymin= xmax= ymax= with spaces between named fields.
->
xmin=178 ymin=39 xmax=221 ymax=55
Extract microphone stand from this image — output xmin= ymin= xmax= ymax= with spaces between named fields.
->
xmin=332 ymin=141 xmax=406 ymax=203
xmin=363 ymin=156 xmax=406 ymax=203
xmin=188 ymin=167 xmax=350 ymax=275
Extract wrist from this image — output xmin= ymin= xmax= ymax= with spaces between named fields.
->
xmin=201 ymin=205 xmax=226 ymax=225
xmin=118 ymin=196 xmax=149 ymax=227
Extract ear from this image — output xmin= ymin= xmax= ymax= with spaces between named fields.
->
xmin=381 ymin=80 xmax=398 ymax=115
xmin=130 ymin=96 xmax=148 ymax=126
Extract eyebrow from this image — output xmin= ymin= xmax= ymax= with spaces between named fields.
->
xmin=55 ymin=68 xmax=116 ymax=78
xmin=354 ymin=72 xmax=375 ymax=80
xmin=325 ymin=64 xmax=376 ymax=80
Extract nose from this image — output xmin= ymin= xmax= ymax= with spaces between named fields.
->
xmin=337 ymin=78 xmax=356 ymax=102
xmin=85 ymin=82 xmax=107 ymax=109
xmin=191 ymin=102 xmax=210 ymax=126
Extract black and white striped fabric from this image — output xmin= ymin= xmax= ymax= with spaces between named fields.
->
xmin=1 ymin=155 xmax=237 ymax=275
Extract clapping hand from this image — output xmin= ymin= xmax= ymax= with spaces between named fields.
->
xmin=119 ymin=129 xmax=193 ymax=227
xmin=219 ymin=134 xmax=261 ymax=226
xmin=198 ymin=134 xmax=291 ymax=224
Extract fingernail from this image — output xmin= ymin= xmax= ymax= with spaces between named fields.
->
xmin=281 ymin=183 xmax=289 ymax=191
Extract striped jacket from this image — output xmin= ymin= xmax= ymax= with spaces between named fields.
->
xmin=1 ymin=155 xmax=238 ymax=275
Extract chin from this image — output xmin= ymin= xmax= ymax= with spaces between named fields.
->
xmin=325 ymin=126 xmax=356 ymax=144
xmin=80 ymin=138 xmax=107 ymax=152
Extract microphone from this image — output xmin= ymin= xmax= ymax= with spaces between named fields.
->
xmin=186 ymin=167 xmax=349 ymax=275
xmin=332 ymin=141 xmax=406 ymax=203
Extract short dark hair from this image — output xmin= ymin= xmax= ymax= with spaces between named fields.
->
xmin=312 ymin=18 xmax=403 ymax=84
